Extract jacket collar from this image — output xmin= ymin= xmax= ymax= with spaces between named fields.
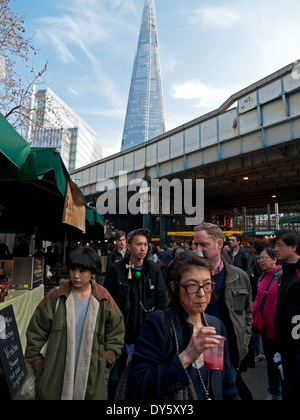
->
xmin=56 ymin=280 xmax=110 ymax=303
xmin=282 ymin=258 xmax=300 ymax=274
xmin=221 ymin=256 xmax=239 ymax=282
xmin=123 ymin=253 xmax=151 ymax=271
xmin=259 ymin=265 xmax=282 ymax=281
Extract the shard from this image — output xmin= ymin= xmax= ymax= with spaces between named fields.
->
xmin=121 ymin=0 xmax=166 ymax=151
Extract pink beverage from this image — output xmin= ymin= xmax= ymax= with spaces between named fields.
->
xmin=203 ymin=335 xmax=225 ymax=371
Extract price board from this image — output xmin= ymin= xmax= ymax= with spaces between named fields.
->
xmin=0 ymin=305 xmax=27 ymax=399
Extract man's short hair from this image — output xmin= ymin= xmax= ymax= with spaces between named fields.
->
xmin=127 ymin=229 xmax=150 ymax=244
xmin=115 ymin=231 xmax=126 ymax=241
xmin=230 ymin=233 xmax=242 ymax=244
xmin=194 ymin=222 xmax=224 ymax=241
xmin=275 ymin=230 xmax=300 ymax=255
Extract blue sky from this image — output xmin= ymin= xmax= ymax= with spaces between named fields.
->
xmin=13 ymin=0 xmax=300 ymax=157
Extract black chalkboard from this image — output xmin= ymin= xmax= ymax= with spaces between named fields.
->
xmin=0 ymin=305 xmax=27 ymax=400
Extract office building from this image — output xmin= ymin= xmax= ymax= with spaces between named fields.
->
xmin=27 ymin=88 xmax=102 ymax=171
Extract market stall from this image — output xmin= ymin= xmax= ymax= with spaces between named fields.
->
xmin=0 ymin=114 xmax=105 ymax=341
xmin=0 ymin=286 xmax=44 ymax=351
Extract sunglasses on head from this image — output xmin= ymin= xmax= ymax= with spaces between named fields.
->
xmin=177 ymin=250 xmax=205 ymax=260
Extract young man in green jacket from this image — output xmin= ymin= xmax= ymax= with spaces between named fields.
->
xmin=25 ymin=246 xmax=125 ymax=400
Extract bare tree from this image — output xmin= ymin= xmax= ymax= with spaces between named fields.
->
xmin=0 ymin=0 xmax=48 ymax=136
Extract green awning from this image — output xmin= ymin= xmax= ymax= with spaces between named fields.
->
xmin=0 ymin=117 xmax=104 ymax=237
xmin=86 ymin=206 xmax=105 ymax=228
xmin=0 ymin=113 xmax=31 ymax=169
xmin=280 ymin=215 xmax=300 ymax=224
xmin=0 ymin=119 xmax=69 ymax=234
xmin=0 ymin=147 xmax=68 ymax=196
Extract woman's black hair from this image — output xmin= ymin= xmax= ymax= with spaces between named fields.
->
xmin=67 ymin=246 xmax=101 ymax=274
xmin=260 ymin=247 xmax=277 ymax=260
xmin=165 ymin=253 xmax=215 ymax=306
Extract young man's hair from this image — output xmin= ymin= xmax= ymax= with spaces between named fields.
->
xmin=68 ymin=246 xmax=101 ymax=274
xmin=230 ymin=233 xmax=242 ymax=245
xmin=275 ymin=230 xmax=300 ymax=255
xmin=115 ymin=231 xmax=126 ymax=241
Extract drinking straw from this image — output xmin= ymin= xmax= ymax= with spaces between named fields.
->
xmin=201 ymin=302 xmax=209 ymax=327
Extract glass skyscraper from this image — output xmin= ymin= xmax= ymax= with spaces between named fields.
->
xmin=121 ymin=0 xmax=166 ymax=151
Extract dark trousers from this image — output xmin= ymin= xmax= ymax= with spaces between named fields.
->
xmin=281 ymin=350 xmax=300 ymax=400
xmin=107 ymin=349 xmax=128 ymax=400
xmin=261 ymin=334 xmax=282 ymax=397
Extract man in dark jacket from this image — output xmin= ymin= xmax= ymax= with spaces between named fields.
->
xmin=228 ymin=233 xmax=250 ymax=273
xmin=104 ymin=228 xmax=168 ymax=399
xmin=274 ymin=230 xmax=300 ymax=400
xmin=106 ymin=230 xmax=129 ymax=272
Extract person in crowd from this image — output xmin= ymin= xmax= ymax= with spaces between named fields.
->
xmin=193 ymin=223 xmax=253 ymax=399
xmin=104 ymin=228 xmax=168 ymax=399
xmin=244 ymin=239 xmax=255 ymax=259
xmin=33 ymin=241 xmax=45 ymax=257
xmin=51 ymin=245 xmax=62 ymax=266
xmin=248 ymin=239 xmax=269 ymax=362
xmin=45 ymin=245 xmax=54 ymax=266
xmin=172 ymin=241 xmax=182 ymax=258
xmin=0 ymin=243 xmax=12 ymax=260
xmin=158 ymin=244 xmax=173 ymax=278
xmin=228 ymin=233 xmax=250 ymax=272
xmin=253 ymin=247 xmax=282 ymax=400
xmin=149 ymin=245 xmax=159 ymax=263
xmin=25 ymin=246 xmax=125 ymax=400
xmin=183 ymin=239 xmax=192 ymax=250
xmin=274 ymin=230 xmax=300 ymax=400
xmin=106 ymin=230 xmax=129 ymax=272
xmin=127 ymin=253 xmax=239 ymax=400
xmin=13 ymin=237 xmax=29 ymax=257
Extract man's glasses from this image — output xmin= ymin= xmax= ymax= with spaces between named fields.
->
xmin=176 ymin=281 xmax=216 ymax=294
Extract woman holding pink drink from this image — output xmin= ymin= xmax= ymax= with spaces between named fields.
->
xmin=126 ymin=252 xmax=239 ymax=400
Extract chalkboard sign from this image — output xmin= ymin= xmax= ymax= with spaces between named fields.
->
xmin=0 ymin=305 xmax=27 ymax=399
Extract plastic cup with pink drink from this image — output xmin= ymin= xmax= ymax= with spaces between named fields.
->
xmin=203 ymin=335 xmax=226 ymax=371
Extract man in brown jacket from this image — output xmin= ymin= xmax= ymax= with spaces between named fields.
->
xmin=193 ymin=223 xmax=252 ymax=399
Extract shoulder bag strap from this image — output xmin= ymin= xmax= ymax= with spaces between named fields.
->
xmin=159 ymin=309 xmax=172 ymax=362
xmin=258 ymin=275 xmax=275 ymax=312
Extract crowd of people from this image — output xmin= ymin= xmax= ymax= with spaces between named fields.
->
xmin=22 ymin=224 xmax=300 ymax=400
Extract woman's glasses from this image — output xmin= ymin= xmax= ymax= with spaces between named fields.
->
xmin=176 ymin=281 xmax=216 ymax=294
xmin=257 ymin=257 xmax=272 ymax=262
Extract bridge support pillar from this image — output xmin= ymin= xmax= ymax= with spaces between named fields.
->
xmin=159 ymin=215 xmax=174 ymax=246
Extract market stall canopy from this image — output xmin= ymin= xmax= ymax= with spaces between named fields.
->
xmin=0 ymin=116 xmax=104 ymax=239
xmin=0 ymin=114 xmax=31 ymax=169
xmin=279 ymin=215 xmax=300 ymax=224
xmin=86 ymin=206 xmax=105 ymax=228
xmin=0 ymin=146 xmax=69 ymax=234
